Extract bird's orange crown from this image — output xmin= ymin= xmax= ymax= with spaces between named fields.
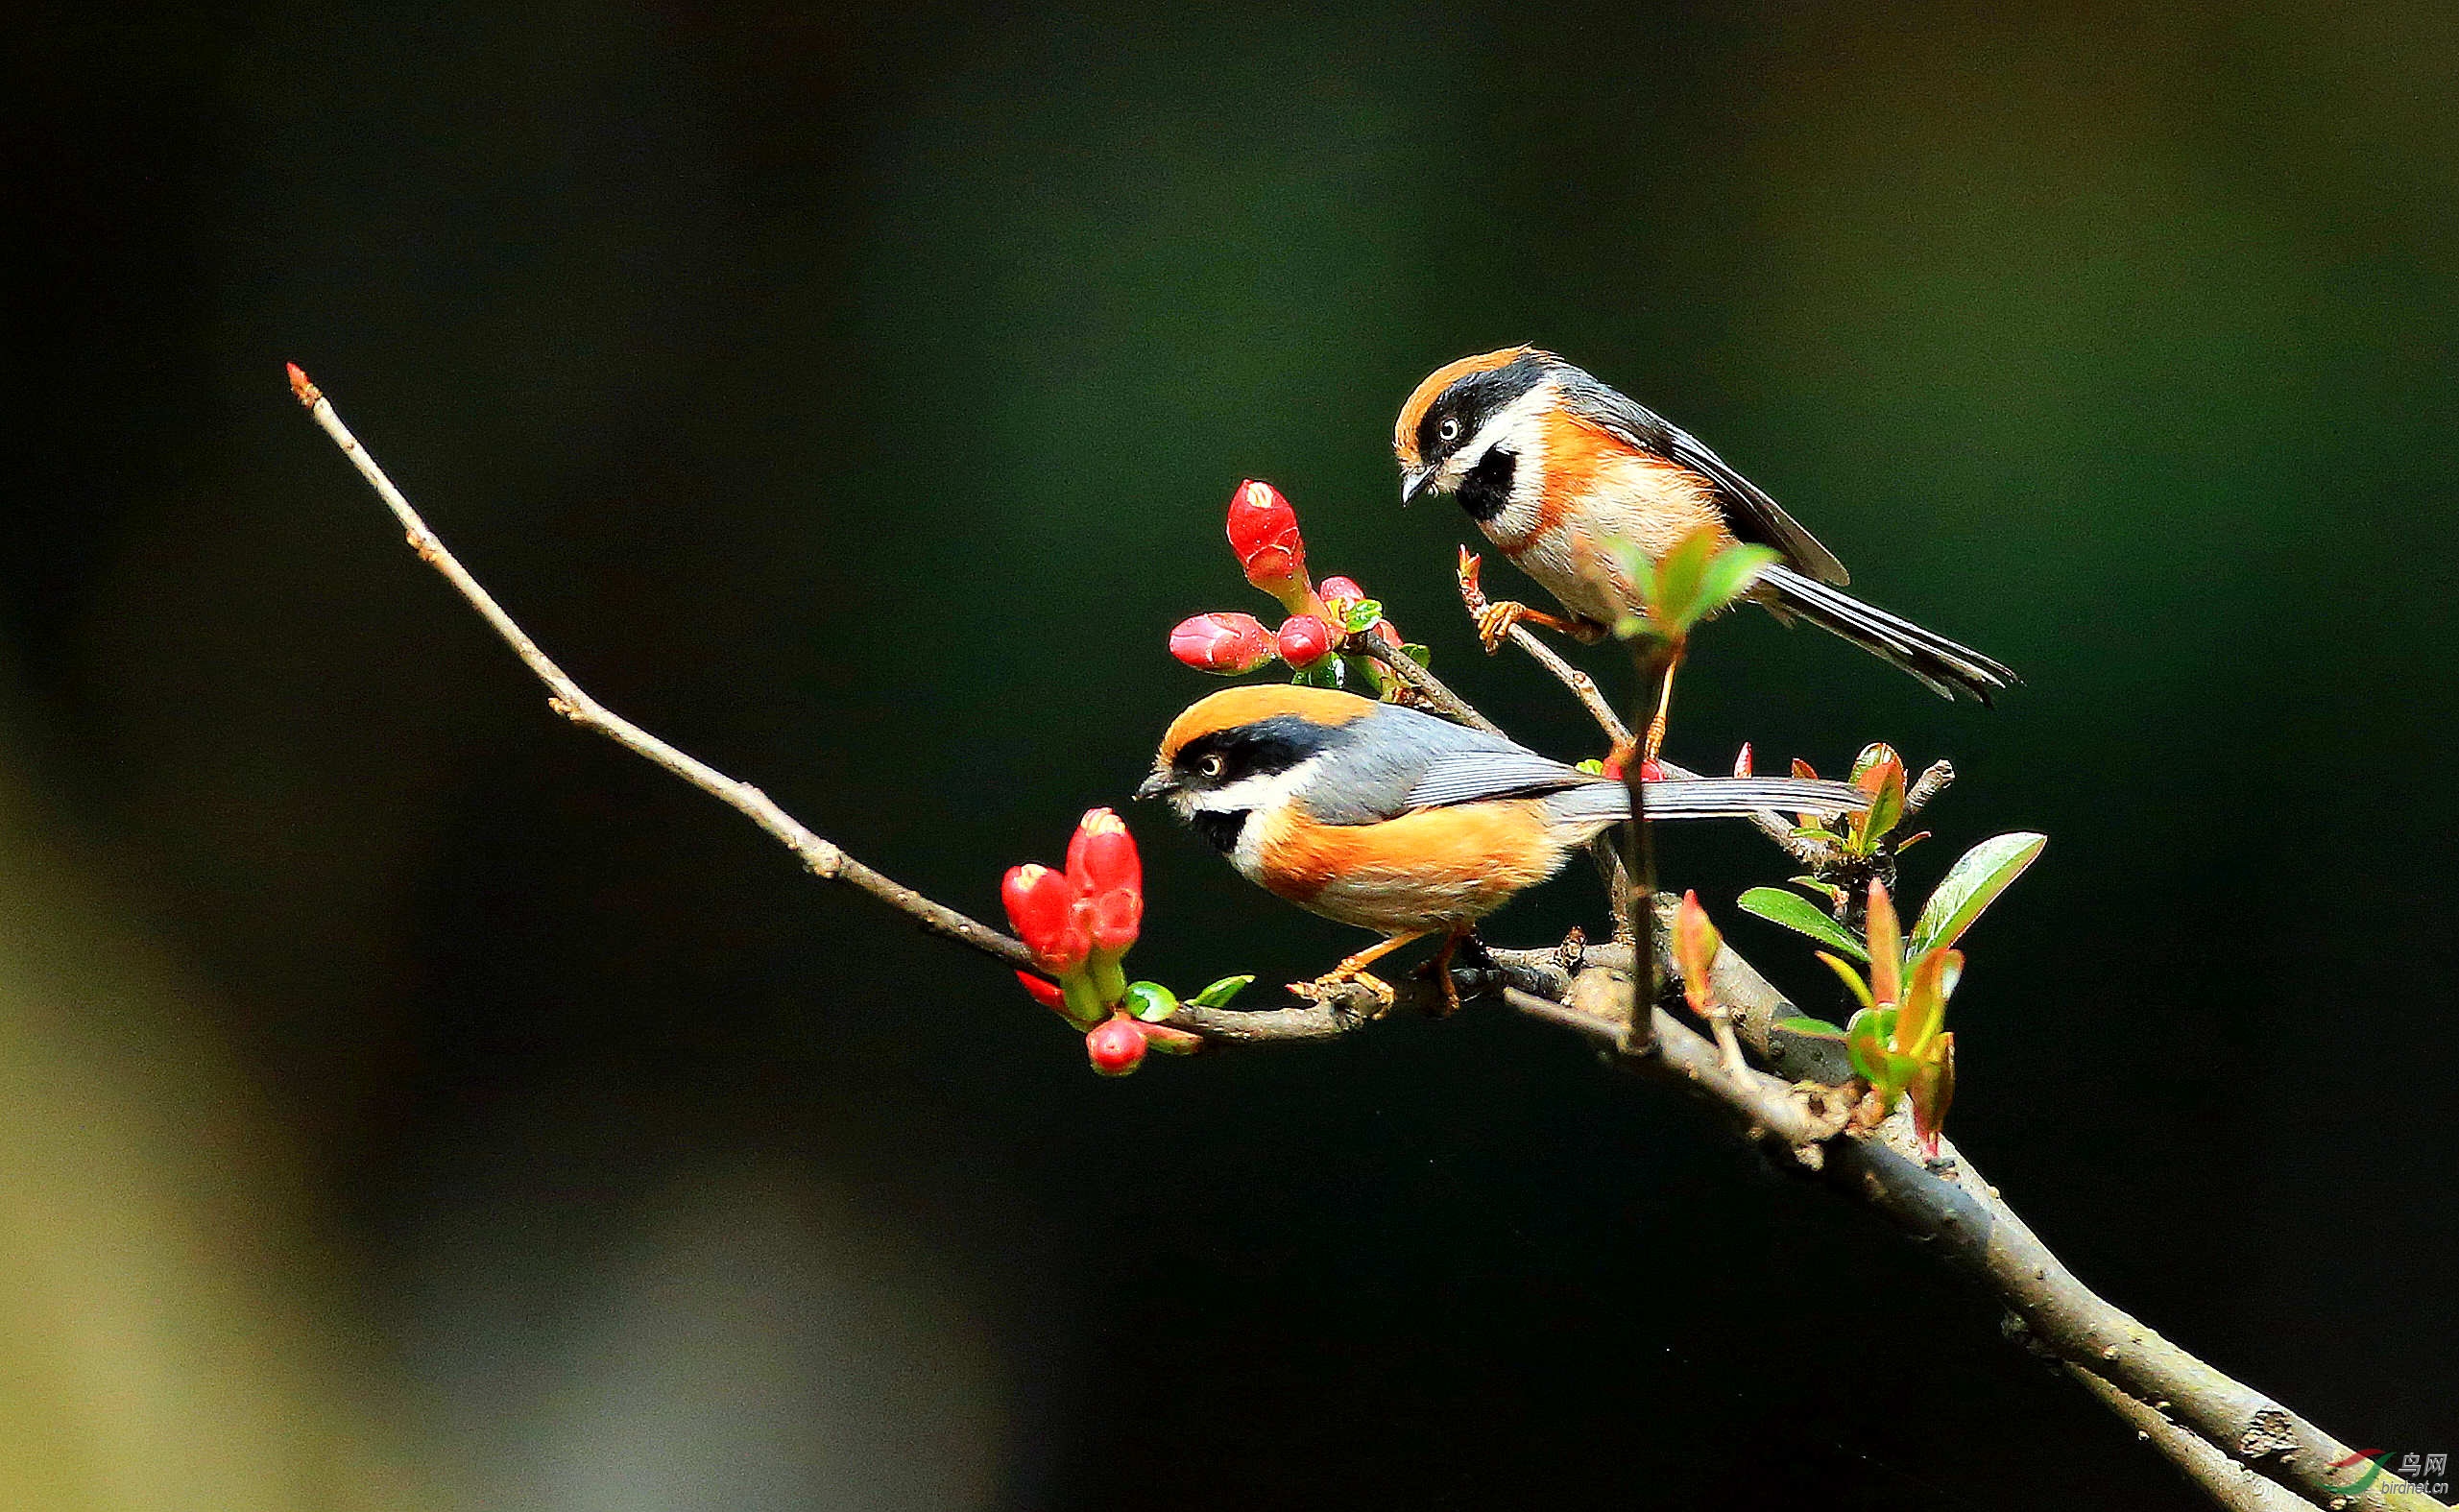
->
xmin=1392 ymin=347 xmax=1542 ymax=468
xmin=1155 ymin=684 xmax=1378 ymax=765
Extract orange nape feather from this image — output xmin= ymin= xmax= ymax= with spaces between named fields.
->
xmin=1250 ymin=798 xmax=1566 ymax=934
xmin=1156 ymin=684 xmax=1377 ymax=764
xmin=1392 ymin=346 xmax=1539 ymax=466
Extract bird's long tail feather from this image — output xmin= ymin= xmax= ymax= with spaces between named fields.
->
xmin=1547 ymin=775 xmax=1867 ymax=828
xmin=1758 ymin=563 xmax=2015 ymax=704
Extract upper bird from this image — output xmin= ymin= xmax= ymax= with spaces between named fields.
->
xmin=1395 ymin=348 xmax=2015 ymax=729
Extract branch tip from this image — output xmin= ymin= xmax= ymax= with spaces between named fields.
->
xmin=285 ymin=362 xmax=322 ymax=406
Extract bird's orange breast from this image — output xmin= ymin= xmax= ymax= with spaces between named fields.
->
xmin=1534 ymin=414 xmax=1729 ymax=550
xmin=1507 ymin=415 xmax=1735 ymax=622
xmin=1251 ymin=800 xmax=1568 ymax=933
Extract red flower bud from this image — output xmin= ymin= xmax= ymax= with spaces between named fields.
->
xmin=1672 ymin=889 xmax=1723 ymax=1019
xmin=1169 ymin=612 xmax=1276 ymax=674
xmin=1001 ymin=863 xmax=1090 ymax=974
xmin=1227 ymin=479 xmax=1313 ymax=609
xmin=1277 ymin=613 xmax=1335 ymax=668
xmin=1732 ymin=742 xmax=1753 ymax=779
xmin=1067 ymin=809 xmax=1143 ymax=899
xmin=1015 ymin=972 xmax=1068 ymax=1010
xmin=1067 ymin=810 xmax=1144 ymax=955
xmin=1317 ymin=574 xmax=1365 ymax=604
xmin=1227 ymin=478 xmax=1301 ymax=563
xmin=1086 ymin=1013 xmax=1148 ymax=1076
xmin=1084 ymin=888 xmax=1142 ymax=953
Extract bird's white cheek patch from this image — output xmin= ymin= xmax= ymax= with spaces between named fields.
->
xmin=1447 ymin=384 xmax=1554 ymax=545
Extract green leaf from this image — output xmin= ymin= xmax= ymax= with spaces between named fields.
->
xmin=1788 ymin=876 xmax=1848 ymax=908
xmin=1858 ymin=765 xmax=1906 ymax=849
xmin=1576 ymin=758 xmax=1606 ymax=776
xmin=1691 ymin=541 xmax=1781 ymax=626
xmin=1338 ymin=597 xmax=1385 ymax=634
xmin=1122 ymin=981 xmax=1179 ymax=1022
xmin=1788 ymin=827 xmax=1843 ymax=846
xmin=1140 ymin=1020 xmax=1206 ymax=1054
xmin=1190 ymin=973 xmax=1254 ymax=1008
xmin=1648 ymin=527 xmax=1723 ymax=636
xmin=1909 ymin=1031 xmax=1956 ymax=1150
xmin=1866 ymin=882 xmax=1904 ymax=1007
xmin=1893 ymin=947 xmax=1961 ymax=1056
xmin=1878 ymin=1049 xmax=1921 ymax=1105
xmin=1848 ymin=742 xmax=1902 ymax=785
xmin=1399 ymin=642 xmax=1432 ymax=668
xmin=1774 ymin=1015 xmax=1846 ymax=1039
xmin=1844 ymin=1007 xmax=1889 ymax=1084
xmin=1738 ymin=886 xmax=1868 ymax=962
xmin=1289 ymin=659 xmax=1345 ymax=689
xmin=1911 ymin=831 xmax=2047 ymax=954
xmin=1607 ymin=538 xmax=1657 ymax=590
xmin=1814 ymin=950 xmax=1874 ymax=1009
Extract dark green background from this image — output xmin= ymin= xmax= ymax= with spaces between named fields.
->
xmin=8 ymin=1 xmax=2454 ymax=1506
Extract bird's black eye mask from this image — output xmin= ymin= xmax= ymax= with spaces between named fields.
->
xmin=1414 ymin=356 xmax=1551 ymax=469
xmin=1171 ymin=715 xmax=1347 ymax=792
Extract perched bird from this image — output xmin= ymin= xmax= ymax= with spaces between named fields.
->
xmin=1394 ymin=347 xmax=2015 ymax=758
xmin=1136 ymin=685 xmax=1867 ymax=1003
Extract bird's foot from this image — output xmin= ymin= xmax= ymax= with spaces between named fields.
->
xmin=1474 ymin=599 xmax=1531 ymax=654
xmin=1290 ymin=969 xmax=1396 ymax=1008
xmin=1458 ymin=550 xmax=1518 ymax=654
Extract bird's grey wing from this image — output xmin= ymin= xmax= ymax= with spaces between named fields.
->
xmin=1563 ymin=373 xmax=1851 ymax=588
xmin=1402 ymin=748 xmax=1598 ymax=810
xmin=1293 ymin=703 xmax=1591 ymax=822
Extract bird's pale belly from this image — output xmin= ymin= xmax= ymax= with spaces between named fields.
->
xmin=1496 ymin=444 xmax=1733 ymax=625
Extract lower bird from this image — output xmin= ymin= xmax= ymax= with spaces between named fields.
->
xmin=1393 ymin=347 xmax=2016 ymax=763
xmin=1136 ymin=685 xmax=1868 ymax=1004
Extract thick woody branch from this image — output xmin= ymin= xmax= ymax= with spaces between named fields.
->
xmin=1688 ymin=919 xmax=2445 ymax=1512
xmin=2069 ymin=1365 xmax=2315 ymax=1512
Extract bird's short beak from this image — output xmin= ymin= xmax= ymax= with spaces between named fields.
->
xmin=1134 ymin=769 xmax=1176 ymax=801
xmin=1400 ymin=467 xmax=1431 ymax=505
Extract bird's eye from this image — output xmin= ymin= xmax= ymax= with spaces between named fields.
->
xmin=1197 ymin=753 xmax=1226 ymax=780
xmin=1437 ymin=416 xmax=1463 ymax=444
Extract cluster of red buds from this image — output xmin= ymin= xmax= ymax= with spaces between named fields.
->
xmin=1001 ymin=809 xmax=1202 ymax=1074
xmin=1168 ymin=481 xmax=1411 ymax=687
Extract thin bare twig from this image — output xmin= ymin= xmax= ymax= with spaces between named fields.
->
xmin=1514 ymin=623 xmax=1633 ymax=748
xmin=285 ymin=365 xmax=1034 ymax=972
xmin=1455 ymin=550 xmax=1632 ymax=749
xmin=1351 ymin=634 xmax=1507 ymax=736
